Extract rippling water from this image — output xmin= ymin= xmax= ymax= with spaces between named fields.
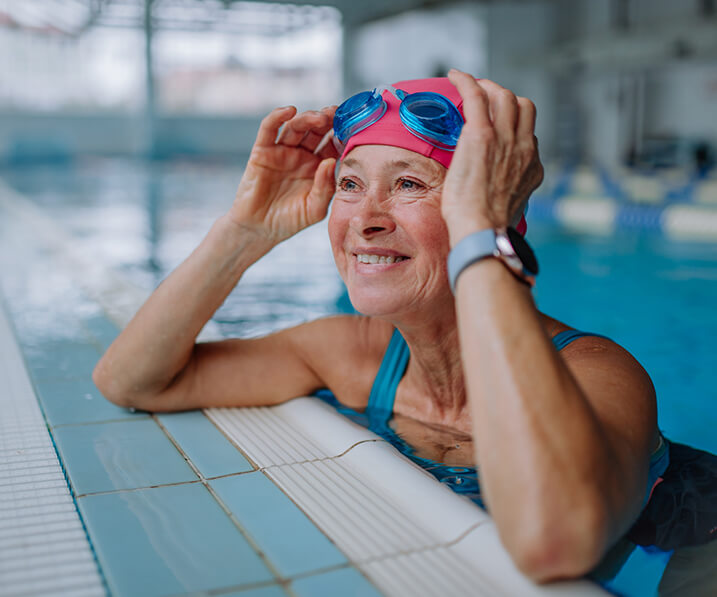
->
xmin=2 ymin=157 xmax=345 ymax=339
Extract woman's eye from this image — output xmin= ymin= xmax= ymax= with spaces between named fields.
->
xmin=398 ymin=178 xmax=422 ymax=191
xmin=338 ymin=178 xmax=358 ymax=191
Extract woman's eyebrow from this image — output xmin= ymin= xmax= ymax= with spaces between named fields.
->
xmin=340 ymin=157 xmax=441 ymax=179
xmin=341 ymin=158 xmax=361 ymax=170
xmin=342 ymin=158 xmax=417 ymax=171
xmin=387 ymin=160 xmax=443 ymax=179
xmin=388 ymin=160 xmax=413 ymax=170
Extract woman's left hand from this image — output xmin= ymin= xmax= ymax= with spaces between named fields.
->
xmin=442 ymin=69 xmax=544 ymax=245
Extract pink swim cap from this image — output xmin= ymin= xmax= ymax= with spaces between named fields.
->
xmin=339 ymin=77 xmax=528 ymax=235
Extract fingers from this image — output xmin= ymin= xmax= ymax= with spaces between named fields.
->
xmin=277 ymin=108 xmax=334 ymax=150
xmin=448 ymin=69 xmax=537 ymax=142
xmin=255 ymin=106 xmax=297 ymax=146
xmin=306 ymin=157 xmax=337 ymax=222
xmin=475 ymin=78 xmax=518 ymax=140
xmin=255 ymin=105 xmax=338 ymax=157
xmin=448 ymin=69 xmax=491 ymax=131
xmin=516 ymin=96 xmax=537 ymax=140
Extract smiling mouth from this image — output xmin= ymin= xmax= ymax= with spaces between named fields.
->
xmin=354 ymin=254 xmax=410 ymax=264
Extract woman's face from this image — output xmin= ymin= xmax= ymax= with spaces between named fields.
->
xmin=328 ymin=144 xmax=452 ymax=318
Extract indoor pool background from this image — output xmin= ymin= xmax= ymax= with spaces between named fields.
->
xmin=4 ymin=156 xmax=716 ymax=457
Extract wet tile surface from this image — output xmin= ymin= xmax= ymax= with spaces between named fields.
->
xmin=210 ymin=471 xmax=348 ymax=578
xmin=78 ymin=483 xmax=275 ymax=596
xmin=33 ymin=378 xmax=146 ymax=426
xmin=53 ymin=419 xmax=197 ymax=495
xmin=291 ymin=567 xmax=383 ymax=597
xmin=158 ymin=411 xmax=253 ymax=479
xmin=22 ymin=340 xmax=101 ymax=381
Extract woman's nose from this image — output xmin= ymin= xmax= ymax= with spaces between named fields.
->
xmin=349 ymin=194 xmax=396 ymax=238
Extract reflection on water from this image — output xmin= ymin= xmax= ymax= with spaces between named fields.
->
xmin=390 ymin=413 xmax=474 ymax=467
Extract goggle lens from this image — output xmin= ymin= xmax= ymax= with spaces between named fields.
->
xmin=400 ymin=92 xmax=464 ymax=150
xmin=334 ymin=90 xmax=386 ymax=144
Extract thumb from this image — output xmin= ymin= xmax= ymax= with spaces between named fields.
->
xmin=306 ymin=158 xmax=336 ymax=222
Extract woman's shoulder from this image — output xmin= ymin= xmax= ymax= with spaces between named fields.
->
xmin=542 ymin=314 xmax=650 ymax=378
xmin=543 ymin=314 xmax=660 ymax=450
xmin=291 ymin=315 xmax=395 ymax=409
xmin=290 ymin=314 xmax=393 ymax=350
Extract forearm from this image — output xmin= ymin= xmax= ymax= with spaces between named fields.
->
xmin=455 ymin=259 xmax=619 ymax=576
xmin=94 ymin=214 xmax=275 ymax=405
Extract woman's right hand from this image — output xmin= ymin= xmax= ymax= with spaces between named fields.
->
xmin=228 ymin=105 xmax=339 ymax=245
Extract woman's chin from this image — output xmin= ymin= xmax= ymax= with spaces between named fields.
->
xmin=346 ymin=290 xmax=407 ymax=318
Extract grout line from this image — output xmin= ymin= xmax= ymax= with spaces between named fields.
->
xmin=357 ymin=521 xmax=486 ymax=565
xmin=202 ymin=407 xmax=263 ymax=468
xmin=154 ymin=414 xmax=288 ymax=586
xmin=74 ymin=479 xmax=204 ymax=499
xmin=201 ymin=437 xmax=386 ymax=481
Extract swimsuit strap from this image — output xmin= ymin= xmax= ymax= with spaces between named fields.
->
xmin=367 ymin=328 xmax=410 ymax=420
xmin=368 ymin=327 xmax=607 ymax=423
xmin=551 ymin=329 xmax=608 ymax=351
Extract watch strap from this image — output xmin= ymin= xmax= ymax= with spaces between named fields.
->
xmin=447 ymin=229 xmax=496 ymax=294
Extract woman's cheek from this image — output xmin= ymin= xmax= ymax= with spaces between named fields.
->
xmin=327 ymin=206 xmax=349 ymax=271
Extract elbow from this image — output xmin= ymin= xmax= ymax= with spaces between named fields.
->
xmin=92 ymin=358 xmax=144 ymax=410
xmin=506 ymin=503 xmax=607 ymax=583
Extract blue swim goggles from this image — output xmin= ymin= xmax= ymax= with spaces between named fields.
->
xmin=332 ymin=86 xmax=464 ymax=153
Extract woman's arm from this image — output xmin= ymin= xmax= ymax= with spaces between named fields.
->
xmin=93 ymin=105 xmax=339 ymax=411
xmin=442 ymin=70 xmax=657 ymax=581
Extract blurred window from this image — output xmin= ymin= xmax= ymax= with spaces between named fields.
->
xmin=0 ymin=1 xmax=341 ymax=114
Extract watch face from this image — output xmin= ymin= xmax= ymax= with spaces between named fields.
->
xmin=507 ymin=227 xmax=539 ymax=275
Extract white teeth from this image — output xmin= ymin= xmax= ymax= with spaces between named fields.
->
xmin=356 ymin=254 xmax=408 ymax=264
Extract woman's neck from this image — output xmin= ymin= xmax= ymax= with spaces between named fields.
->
xmin=391 ymin=306 xmax=471 ymax=431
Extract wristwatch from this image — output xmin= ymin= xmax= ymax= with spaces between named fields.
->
xmin=447 ymin=227 xmax=539 ymax=293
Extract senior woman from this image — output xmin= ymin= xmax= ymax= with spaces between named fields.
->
xmin=93 ymin=70 xmax=663 ymax=582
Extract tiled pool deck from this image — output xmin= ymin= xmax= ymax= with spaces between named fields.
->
xmin=0 ymin=179 xmax=607 ymax=596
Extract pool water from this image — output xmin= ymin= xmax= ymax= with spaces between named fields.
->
xmin=3 ymin=157 xmax=717 ymax=596
xmin=530 ymin=225 xmax=717 ymax=456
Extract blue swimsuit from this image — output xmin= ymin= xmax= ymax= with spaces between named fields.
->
xmin=317 ymin=327 xmax=669 ymax=509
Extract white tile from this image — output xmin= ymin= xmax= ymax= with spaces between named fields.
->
xmin=266 ymin=459 xmax=433 ymax=561
xmin=273 ymin=396 xmax=384 ymax=454
xmin=361 ymin=548 xmax=498 ymax=597
xmin=338 ymin=441 xmax=489 ymax=544
xmin=206 ymin=396 xmax=382 ymax=468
